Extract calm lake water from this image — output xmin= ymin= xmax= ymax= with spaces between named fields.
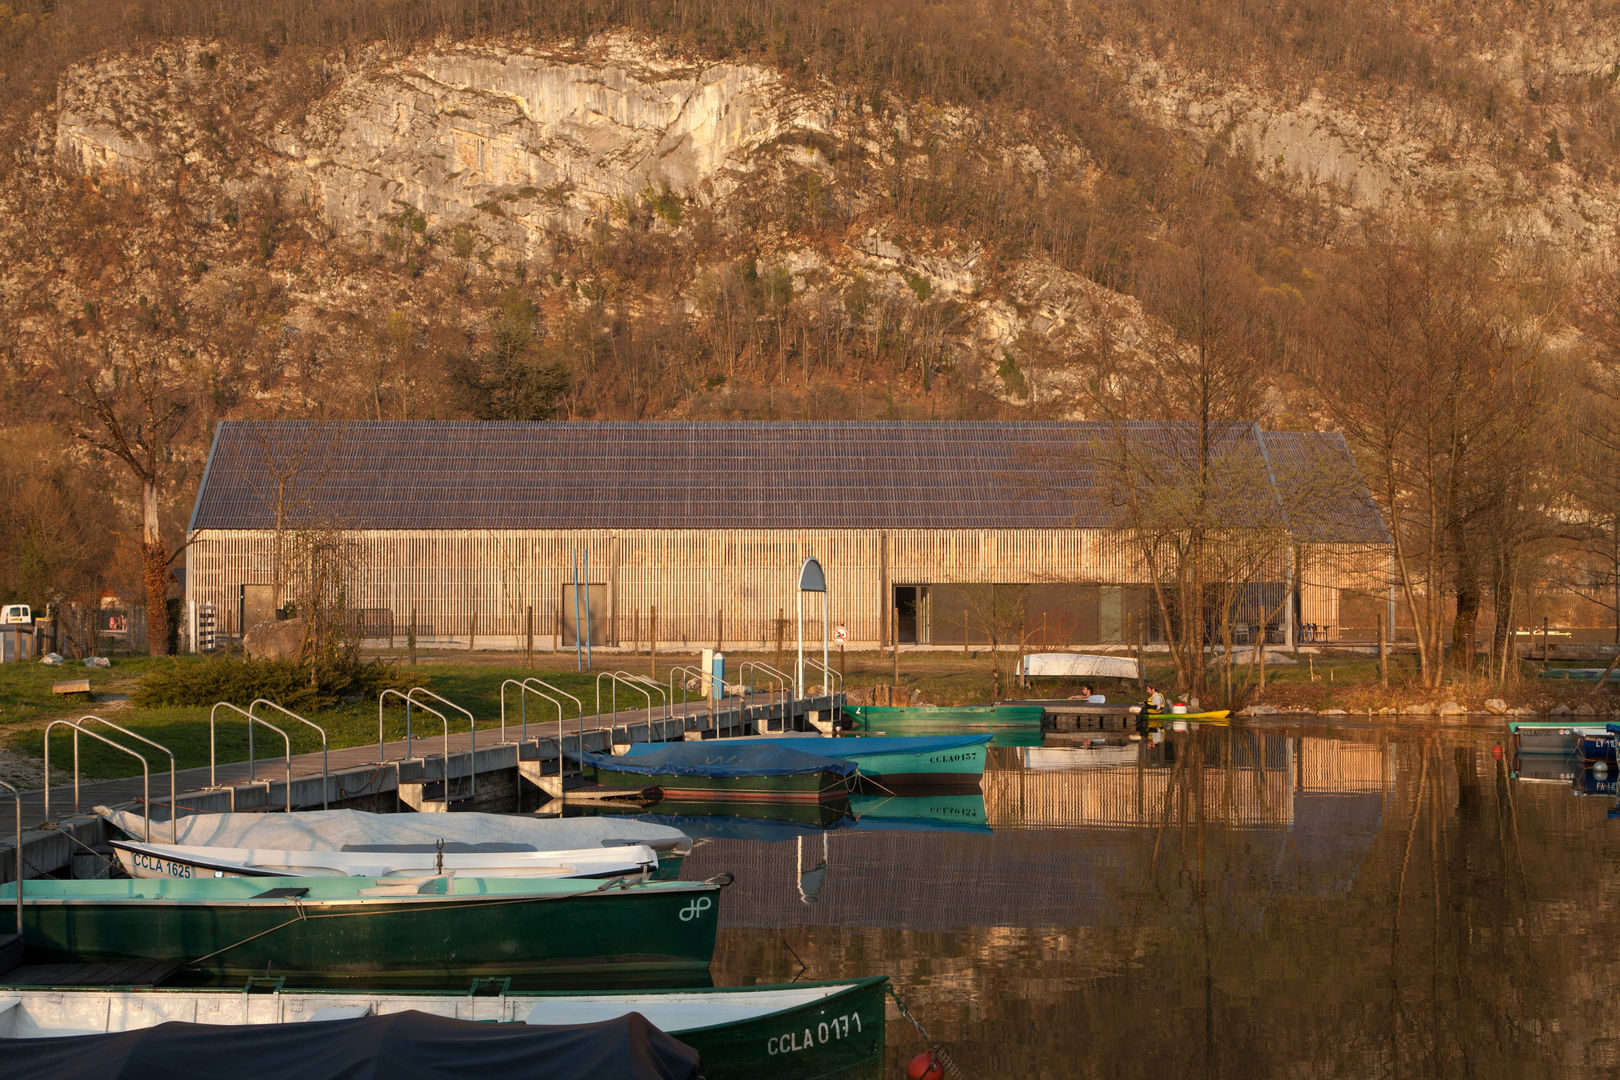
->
xmin=657 ymin=721 xmax=1619 ymax=1079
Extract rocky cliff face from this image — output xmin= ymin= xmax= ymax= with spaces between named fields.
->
xmin=32 ymin=28 xmax=1620 ymax=422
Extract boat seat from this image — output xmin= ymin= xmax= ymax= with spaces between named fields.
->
xmin=253 ymin=887 xmax=311 ymax=899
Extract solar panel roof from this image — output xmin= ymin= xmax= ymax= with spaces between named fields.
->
xmin=187 ymin=421 xmax=1387 ymax=540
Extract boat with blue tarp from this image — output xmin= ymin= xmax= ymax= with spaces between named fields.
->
xmin=634 ymin=733 xmax=993 ymax=789
xmin=569 ymin=743 xmax=856 ymax=806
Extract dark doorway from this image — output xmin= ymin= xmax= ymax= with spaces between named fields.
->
xmin=894 ymin=586 xmax=920 ymax=644
xmin=561 ymin=584 xmax=610 ymax=646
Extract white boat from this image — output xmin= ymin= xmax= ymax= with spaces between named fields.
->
xmin=110 ymin=838 xmax=659 ymax=881
xmin=97 ymin=807 xmax=694 ymax=858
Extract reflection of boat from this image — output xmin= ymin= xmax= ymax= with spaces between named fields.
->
xmin=110 ymin=838 xmax=659 ymax=881
xmin=1577 ymin=766 xmax=1618 ymax=797
xmin=844 ymin=705 xmax=1045 ymax=747
xmin=0 ymin=874 xmax=723 ymax=987
xmin=1509 ymin=721 xmax=1607 ymax=755
xmin=1508 ymin=752 xmax=1581 ymax=783
xmin=848 ymin=793 xmax=989 ymax=832
xmin=0 ymin=978 xmax=889 ymax=1080
xmin=680 ymin=733 xmax=992 ymax=788
xmin=1021 ymin=745 xmax=1139 ymax=769
xmin=1 ymin=1011 xmax=701 ymax=1080
xmin=571 ymin=743 xmax=855 ymax=806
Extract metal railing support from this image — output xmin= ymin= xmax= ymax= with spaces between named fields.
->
xmin=740 ymin=660 xmax=794 ymax=729
xmin=43 ymin=719 xmax=158 ymax=841
xmin=72 ymin=715 xmax=178 ymax=837
xmin=378 ymin=689 xmax=449 ymax=783
xmin=248 ymin=700 xmax=330 ymax=810
xmin=524 ymin=678 xmax=584 ymax=762
xmin=596 ymin=671 xmax=661 ymax=744
xmin=407 ymin=688 xmax=477 ymax=798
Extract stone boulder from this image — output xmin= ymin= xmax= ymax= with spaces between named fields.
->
xmin=1483 ymin=698 xmax=1509 ymax=715
xmin=1437 ymin=701 xmax=1466 ymax=717
xmin=1401 ymin=703 xmax=1433 ymax=716
xmin=1548 ymin=704 xmax=1573 ymax=717
xmin=244 ymin=618 xmax=308 ymax=661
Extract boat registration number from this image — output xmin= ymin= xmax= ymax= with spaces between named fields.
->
xmin=766 ymin=1011 xmax=865 ymax=1056
xmin=130 ymin=852 xmax=194 ymax=878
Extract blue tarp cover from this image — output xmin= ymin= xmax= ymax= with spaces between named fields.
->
xmin=570 ymin=742 xmax=858 ymax=779
xmin=622 ymin=734 xmax=991 ymax=762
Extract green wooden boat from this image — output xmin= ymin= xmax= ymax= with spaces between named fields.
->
xmin=843 ymin=704 xmax=1046 ymax=747
xmin=0 ymin=874 xmax=723 ymax=988
xmin=0 ymin=977 xmax=888 ymax=1080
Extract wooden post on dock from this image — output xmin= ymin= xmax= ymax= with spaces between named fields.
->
xmin=526 ymin=606 xmax=533 ymax=668
xmin=1377 ymin=610 xmax=1388 ymax=688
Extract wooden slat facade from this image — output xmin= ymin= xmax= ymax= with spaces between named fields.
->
xmin=185 ymin=526 xmax=1385 ymax=649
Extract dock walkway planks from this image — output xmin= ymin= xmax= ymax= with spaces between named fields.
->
xmin=7 ymin=691 xmax=836 ymax=835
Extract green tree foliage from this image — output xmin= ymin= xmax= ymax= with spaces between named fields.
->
xmin=448 ymin=288 xmax=571 ymax=420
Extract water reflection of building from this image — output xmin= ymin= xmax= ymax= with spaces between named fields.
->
xmin=985 ymin=735 xmax=1391 ymax=829
xmin=682 ymin=734 xmax=1394 ymax=931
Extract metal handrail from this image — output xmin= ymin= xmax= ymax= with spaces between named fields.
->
xmin=73 ymin=715 xmax=178 ymax=837
xmin=597 ymin=670 xmax=658 ymax=745
xmin=43 ymin=719 xmax=156 ymax=841
xmin=524 ymin=678 xmax=585 ymax=762
xmin=618 ymin=672 xmax=670 ymax=719
xmin=502 ymin=679 xmax=567 ymax=788
xmin=667 ymin=666 xmax=706 ymax=717
xmin=408 ymin=688 xmax=476 ymax=798
xmin=379 ymin=688 xmax=448 ymax=767
xmin=0 ymin=779 xmax=20 ymax=936
xmin=248 ymin=700 xmax=330 ymax=810
xmin=803 ymin=657 xmax=844 ymax=695
xmin=740 ymin=660 xmax=794 ymax=728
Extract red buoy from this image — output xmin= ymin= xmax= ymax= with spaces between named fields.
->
xmin=1492 ymin=745 xmax=1503 ymax=759
xmin=907 ymin=1051 xmax=944 ymax=1080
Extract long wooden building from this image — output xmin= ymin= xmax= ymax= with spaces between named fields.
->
xmin=183 ymin=421 xmax=1390 ymax=651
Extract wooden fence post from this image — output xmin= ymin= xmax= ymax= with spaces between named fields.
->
xmin=650 ymin=606 xmax=658 ymax=678
xmin=554 ymin=610 xmax=562 ymax=653
xmin=408 ymin=609 xmax=417 ymax=666
xmin=469 ymin=612 xmax=477 ymax=651
xmin=526 ymin=606 xmax=534 ymax=669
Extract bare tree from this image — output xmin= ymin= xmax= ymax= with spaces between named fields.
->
xmin=64 ymin=328 xmax=199 ymax=656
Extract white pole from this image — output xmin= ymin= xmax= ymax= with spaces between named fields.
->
xmin=796 ymin=590 xmax=805 ymax=698
xmin=821 ymin=590 xmax=829 ymax=698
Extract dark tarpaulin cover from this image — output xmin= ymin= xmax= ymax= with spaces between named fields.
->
xmin=569 ymin=742 xmax=857 ymax=779
xmin=3 ymin=1009 xmax=704 ymax=1080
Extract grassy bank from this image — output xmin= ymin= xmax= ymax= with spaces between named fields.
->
xmin=0 ymin=647 xmax=1610 ymax=781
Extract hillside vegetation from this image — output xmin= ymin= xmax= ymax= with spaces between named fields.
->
xmin=2 ymin=0 xmax=1619 ymax=690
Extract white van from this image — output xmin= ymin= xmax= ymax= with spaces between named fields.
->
xmin=0 ymin=604 xmax=32 ymax=625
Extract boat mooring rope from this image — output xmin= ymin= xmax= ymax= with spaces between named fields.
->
xmin=35 ymin=820 xmax=118 ymax=874
xmin=885 ymin=983 xmax=971 ymax=1079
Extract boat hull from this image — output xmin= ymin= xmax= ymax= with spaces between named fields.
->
xmin=2 ymin=877 xmax=721 ymax=988
xmin=0 ymin=977 xmax=887 ymax=1080
xmin=585 ymin=763 xmax=853 ymax=806
xmin=1509 ymin=722 xmax=1607 ymax=755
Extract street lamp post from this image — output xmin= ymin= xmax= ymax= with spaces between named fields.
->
xmin=796 ymin=556 xmax=828 ymax=700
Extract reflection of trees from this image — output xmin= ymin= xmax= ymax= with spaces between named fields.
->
xmin=701 ymin=730 xmax=1602 ymax=1078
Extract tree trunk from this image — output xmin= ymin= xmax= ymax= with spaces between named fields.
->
xmin=141 ymin=478 xmax=170 ymax=656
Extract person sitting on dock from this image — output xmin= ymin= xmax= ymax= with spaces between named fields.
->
xmin=1069 ymin=684 xmax=1094 ymax=701
xmin=1134 ymin=685 xmax=1165 ymax=735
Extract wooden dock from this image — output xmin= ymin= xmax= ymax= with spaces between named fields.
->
xmin=2 ymin=690 xmax=842 ymax=883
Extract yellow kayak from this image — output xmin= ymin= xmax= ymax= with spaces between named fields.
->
xmin=1145 ymin=710 xmax=1231 ymax=722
